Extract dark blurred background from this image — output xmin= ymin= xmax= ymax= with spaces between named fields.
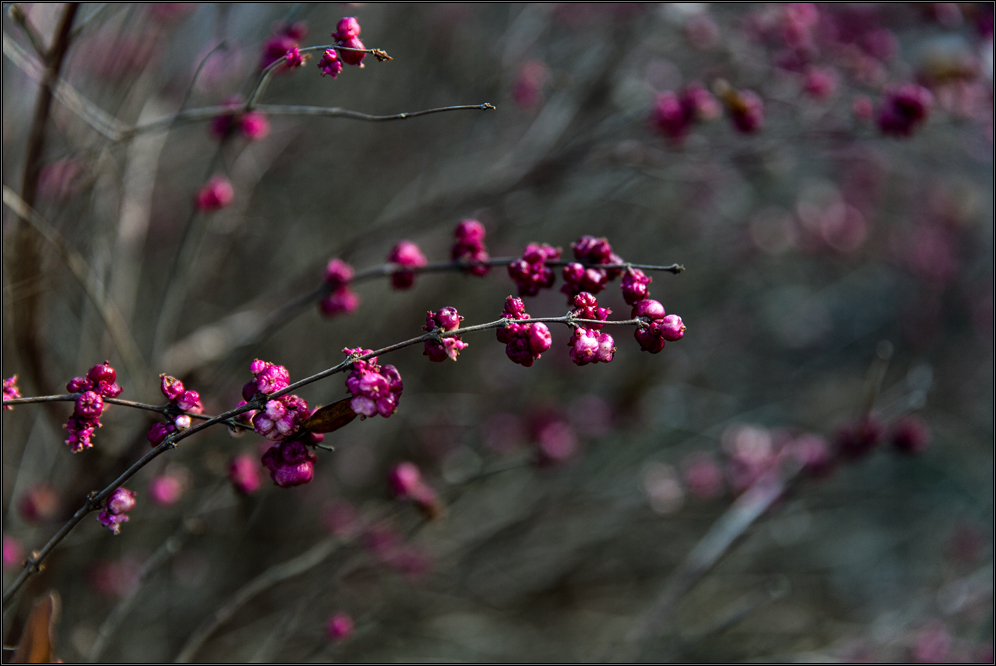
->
xmin=2 ymin=3 xmax=993 ymax=662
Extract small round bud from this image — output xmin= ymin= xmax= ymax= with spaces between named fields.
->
xmin=335 ymin=16 xmax=361 ymax=41
xmin=87 ymin=362 xmax=117 ymax=385
xmin=228 ymin=453 xmax=262 ymax=494
xmin=660 ymin=314 xmax=686 ymax=341
xmin=632 ymin=299 xmax=666 ymax=320
xmin=160 ymin=374 xmax=185 ymax=401
xmin=75 ymin=391 xmax=105 ymax=418
xmin=326 ymin=612 xmax=354 ymax=641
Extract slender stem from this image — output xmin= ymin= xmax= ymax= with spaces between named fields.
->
xmin=8 ymin=4 xmax=48 ymax=57
xmin=2 ymin=393 xmax=254 ymax=429
xmin=1 ymin=310 xmax=652 ymax=607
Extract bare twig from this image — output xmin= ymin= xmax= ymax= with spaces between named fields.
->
xmin=174 ymin=537 xmax=340 ymax=662
xmin=3 ymin=185 xmax=148 ymax=388
xmin=7 ymin=4 xmax=48 ymax=57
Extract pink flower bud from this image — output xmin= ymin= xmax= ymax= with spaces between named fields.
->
xmin=569 ymin=327 xmax=600 ymax=366
xmin=387 ymin=240 xmax=427 ymax=290
xmin=173 ymin=414 xmax=192 ymax=430
xmin=632 ymin=299 xmax=666 ymax=320
xmin=239 ymin=112 xmax=270 ymax=141
xmin=228 ymin=453 xmax=262 ymax=494
xmin=621 ymin=268 xmax=651 ymax=305
xmin=890 ymin=416 xmax=930 ymax=454
xmin=107 ymin=487 xmax=137 ymax=515
xmin=87 ymin=362 xmax=116 ymax=385
xmin=660 ymin=314 xmax=685 ymax=341
xmin=147 ymin=423 xmax=172 ymax=446
xmin=336 ymin=17 xmax=361 ymax=41
xmin=149 ymin=473 xmax=184 ymax=507
xmin=75 ymin=391 xmax=104 ymax=418
xmin=337 ymin=36 xmax=366 ymax=67
xmin=388 ymin=462 xmax=422 ymax=498
xmin=160 ymin=374 xmax=184 ymax=401
xmin=324 ymin=258 xmax=355 ymax=287
xmin=2 ymin=376 xmax=19 ymax=409
xmin=67 ymin=376 xmax=92 ymax=393
xmin=2 ymin=536 xmax=23 ymax=570
xmin=195 ymin=176 xmax=234 ymax=212
xmin=595 ymin=332 xmax=616 ymax=363
xmin=326 ymin=612 xmax=354 ymax=641
xmin=528 ymin=322 xmax=552 ymax=354
xmin=318 ymin=48 xmax=343 ymax=78
xmin=634 ymin=323 xmax=666 ymax=353
xmin=176 ymin=390 xmax=203 ymax=413
xmin=320 ymin=286 xmax=361 ymax=317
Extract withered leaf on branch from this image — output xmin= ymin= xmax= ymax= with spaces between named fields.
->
xmin=12 ymin=591 xmax=59 ymax=664
xmin=300 ymin=397 xmax=357 ymax=434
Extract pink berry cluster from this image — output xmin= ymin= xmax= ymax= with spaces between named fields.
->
xmin=387 ymin=240 xmax=428 ymax=290
xmin=451 ymin=219 xmax=490 ymax=276
xmin=320 ymin=258 xmax=360 ymax=317
xmin=242 ymin=360 xmax=318 ymax=443
xmin=194 ymin=175 xmax=234 ymax=212
xmin=343 ymin=348 xmax=404 ymax=418
xmin=835 ymin=414 xmax=931 ymax=460
xmin=508 ymin=243 xmax=561 ymax=297
xmin=261 ymin=440 xmax=318 ymax=488
xmin=97 ymin=487 xmax=136 ymax=535
xmin=2 ymin=375 xmax=19 ymax=410
xmin=568 ymin=293 xmax=616 ymax=366
xmin=209 ymin=98 xmax=270 ymax=142
xmin=388 ymin=462 xmax=442 ymax=518
xmin=496 ymin=296 xmax=552 ymax=367
xmin=318 ymin=16 xmax=365 ymax=78
xmin=632 ymin=299 xmax=685 ymax=354
xmin=147 ymin=374 xmax=204 ymax=446
xmin=260 ymin=21 xmax=308 ymax=71
xmin=561 ymin=235 xmax=624 ymax=301
xmin=64 ymin=362 xmax=122 ymax=452
xmin=650 ymin=83 xmax=721 ymax=143
xmin=877 ymin=83 xmax=933 ymax=137
xmin=422 ymin=307 xmax=468 ymax=362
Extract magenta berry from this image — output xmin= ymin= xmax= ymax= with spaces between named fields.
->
xmin=497 ymin=297 xmax=551 ymax=366
xmin=260 ymin=21 xmax=308 ymax=70
xmin=326 ymin=612 xmax=354 ymax=641
xmin=387 ymin=240 xmax=427 ymax=290
xmin=324 ymin=258 xmax=355 ymax=287
xmin=318 ymin=48 xmax=343 ymax=78
xmin=87 ymin=362 xmax=116 ymax=385
xmin=98 ymin=487 xmax=136 ymax=534
xmin=388 ymin=462 xmax=422 ymax=498
xmin=632 ymin=298 xmax=666 ymax=320
xmin=74 ymin=391 xmax=104 ymax=419
xmin=890 ymin=416 xmax=931 ymax=454
xmin=67 ymin=376 xmax=91 ymax=393
xmin=451 ymin=219 xmax=490 ymax=276
xmin=595 ymin=332 xmax=616 ymax=363
xmin=344 ymin=348 xmax=403 ymax=418
xmin=228 ymin=453 xmax=262 ymax=494
xmin=175 ymin=389 xmax=203 ymax=414
xmin=261 ymin=440 xmax=317 ymax=488
xmin=320 ymin=287 xmax=361 ymax=317
xmin=877 ymin=83 xmax=933 ymax=137
xmin=238 ymin=111 xmax=270 ymax=141
xmin=337 ymin=35 xmax=366 ymax=67
xmin=660 ymin=314 xmax=686 ymax=341
xmin=149 ymin=474 xmax=184 ymax=507
xmin=195 ymin=176 xmax=234 ymax=212
xmin=727 ymin=89 xmax=764 ymax=134
xmin=147 ymin=422 xmax=173 ymax=446
xmin=569 ymin=327 xmax=600 ymax=366
xmin=423 ymin=306 xmax=469 ymax=362
xmin=2 ymin=375 xmax=20 ymax=410
xmin=336 ymin=16 xmax=361 ymax=41
xmin=571 ymin=292 xmax=611 ymax=329
xmin=835 ymin=417 xmax=885 ymax=460
xmin=160 ymin=374 xmax=185 ymax=401
xmin=2 ymin=536 xmax=23 ymax=570
xmin=621 ymin=268 xmax=651 ymax=305
xmin=508 ymin=243 xmax=560 ymax=297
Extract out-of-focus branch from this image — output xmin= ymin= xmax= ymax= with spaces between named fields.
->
xmin=7 ymin=4 xmax=48 ymax=57
xmin=174 ymin=536 xmax=340 ymax=663
xmin=2 ymin=186 xmax=148 ymax=386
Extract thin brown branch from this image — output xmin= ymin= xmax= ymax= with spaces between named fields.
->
xmin=7 ymin=4 xmax=48 ymax=57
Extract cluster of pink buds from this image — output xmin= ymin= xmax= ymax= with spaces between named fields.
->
xmin=261 ymin=440 xmax=318 ymax=488
xmin=320 ymin=258 xmax=360 ymax=317
xmin=561 ymin=235 xmax=623 ymax=301
xmin=496 ymin=296 xmax=552 ymax=367
xmin=387 ymin=240 xmax=427 ymax=290
xmin=148 ymin=375 xmax=203 ymax=446
xmin=423 ymin=307 xmax=468 ymax=362
xmin=877 ymin=83 xmax=933 ymax=137
xmin=2 ymin=375 xmax=19 ymax=410
xmin=209 ymin=98 xmax=270 ymax=141
xmin=97 ymin=487 xmax=136 ymax=535
xmin=194 ymin=175 xmax=234 ymax=212
xmin=64 ymin=362 xmax=121 ymax=452
xmin=508 ymin=243 xmax=560 ymax=297
xmin=344 ymin=348 xmax=403 ymax=418
xmin=650 ymin=83 xmax=720 ymax=143
xmin=318 ymin=49 xmax=342 ymax=78
xmin=260 ymin=21 xmax=308 ymax=70
xmin=632 ymin=299 xmax=685 ymax=353
xmin=568 ymin=292 xmax=616 ymax=366
xmin=451 ymin=219 xmax=490 ymax=276
xmin=240 ymin=361 xmax=317 ymax=443
xmin=388 ymin=462 xmax=443 ymax=518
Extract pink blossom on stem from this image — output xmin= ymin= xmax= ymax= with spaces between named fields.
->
xmin=423 ymin=307 xmax=468 ymax=362
xmin=496 ymin=296 xmax=551 ymax=366
xmin=621 ymin=268 xmax=651 ymax=305
xmin=260 ymin=21 xmax=308 ymax=71
xmin=3 ymin=375 xmax=21 ymax=410
xmin=387 ymin=240 xmax=427 ymax=290
xmin=195 ymin=176 xmax=234 ymax=212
